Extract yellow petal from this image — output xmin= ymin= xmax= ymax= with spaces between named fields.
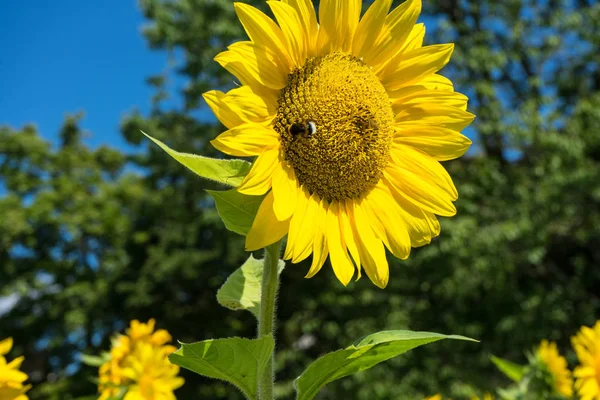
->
xmin=245 ymin=191 xmax=290 ymax=251
xmin=271 ymin=162 xmax=299 ymax=221
xmin=281 ymin=0 xmax=318 ymax=57
xmin=397 ymin=22 xmax=425 ymax=54
xmin=7 ymin=355 xmax=25 ymax=370
xmin=233 ymin=3 xmax=292 ymax=68
xmin=392 ymin=90 xmax=469 ymax=113
xmin=363 ymin=184 xmax=411 ymax=259
xmin=237 ymin=148 xmax=280 ymax=195
xmin=215 ymin=42 xmax=288 ymax=90
xmin=388 ymin=74 xmax=455 ymax=99
xmin=203 ymin=91 xmax=244 ymax=129
xmin=0 ymin=369 xmax=29 ymax=383
xmin=291 ymin=191 xmax=320 ymax=263
xmin=268 ymin=1 xmax=306 ymax=66
xmin=338 ymin=202 xmax=361 ymax=277
xmin=0 ymin=337 xmax=13 ymax=356
xmin=222 ymin=85 xmax=278 ymax=122
xmin=317 ymin=0 xmax=362 ymax=54
xmin=211 ymin=123 xmax=280 ymax=157
xmin=380 ymin=44 xmax=455 ymax=90
xmin=363 ymin=0 xmax=422 ymax=69
xmin=349 ymin=200 xmax=389 ymax=288
xmin=385 ymin=147 xmax=457 ymax=217
xmin=393 ymin=125 xmax=472 ymax=161
xmin=394 ymin=144 xmax=458 ymax=199
xmin=305 ymin=199 xmax=329 ymax=278
xmin=395 ymin=104 xmax=476 ymax=131
xmin=325 ymin=202 xmax=355 ymax=286
xmin=352 ymin=0 xmax=393 ymax=59
xmin=283 ymin=187 xmax=309 ymax=260
xmin=383 ymin=176 xmax=440 ymax=247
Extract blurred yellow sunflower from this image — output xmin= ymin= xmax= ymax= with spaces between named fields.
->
xmin=572 ymin=321 xmax=600 ymax=400
xmin=0 ymin=338 xmax=31 ymax=400
xmin=470 ymin=394 xmax=493 ymax=400
xmin=206 ymin=0 xmax=473 ymax=288
xmin=536 ymin=340 xmax=573 ymax=397
xmin=98 ymin=319 xmax=183 ymax=400
xmin=425 ymin=395 xmax=442 ymax=400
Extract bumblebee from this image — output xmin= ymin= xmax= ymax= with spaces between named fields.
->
xmin=289 ymin=120 xmax=317 ymax=138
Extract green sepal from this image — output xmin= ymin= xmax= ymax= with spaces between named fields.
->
xmin=295 ymin=330 xmax=477 ymax=400
xmin=207 ymin=189 xmax=263 ymax=236
xmin=217 ymin=255 xmax=285 ymax=317
xmin=491 ymin=355 xmax=526 ymax=383
xmin=142 ymin=131 xmax=251 ymax=187
xmin=168 ymin=335 xmax=275 ymax=400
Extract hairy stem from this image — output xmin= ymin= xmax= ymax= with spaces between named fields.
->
xmin=257 ymin=240 xmax=282 ymax=400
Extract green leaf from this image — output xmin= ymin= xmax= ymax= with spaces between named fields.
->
xmin=216 ymin=255 xmax=285 ymax=317
xmin=207 ymin=189 xmax=263 ymax=236
xmin=169 ymin=335 xmax=275 ymax=400
xmin=490 ymin=355 xmax=525 ymax=383
xmin=142 ymin=131 xmax=251 ymax=187
xmin=295 ymin=330 xmax=477 ymax=400
xmin=79 ymin=353 xmax=108 ymax=367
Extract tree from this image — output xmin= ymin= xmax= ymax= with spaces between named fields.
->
xmin=1 ymin=0 xmax=599 ymax=399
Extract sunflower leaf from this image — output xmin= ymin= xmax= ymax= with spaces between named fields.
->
xmin=490 ymin=355 xmax=525 ymax=383
xmin=169 ymin=335 xmax=275 ymax=400
xmin=217 ymin=255 xmax=285 ymax=317
xmin=142 ymin=131 xmax=251 ymax=187
xmin=79 ymin=353 xmax=107 ymax=367
xmin=207 ymin=189 xmax=263 ymax=236
xmin=295 ymin=330 xmax=477 ymax=400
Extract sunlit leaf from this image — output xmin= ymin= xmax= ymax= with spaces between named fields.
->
xmin=207 ymin=189 xmax=263 ymax=235
xmin=490 ymin=355 xmax=525 ymax=383
xmin=216 ymin=255 xmax=285 ymax=317
xmin=169 ymin=335 xmax=275 ymax=400
xmin=295 ymin=330 xmax=477 ymax=400
xmin=143 ymin=131 xmax=251 ymax=186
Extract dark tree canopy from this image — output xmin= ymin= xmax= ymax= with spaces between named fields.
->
xmin=1 ymin=0 xmax=599 ymax=399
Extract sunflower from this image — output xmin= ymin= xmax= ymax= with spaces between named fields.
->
xmin=98 ymin=320 xmax=183 ymax=400
xmin=470 ymin=395 xmax=494 ymax=400
xmin=121 ymin=342 xmax=184 ymax=400
xmin=536 ymin=340 xmax=573 ymax=397
xmin=572 ymin=321 xmax=600 ymax=400
xmin=205 ymin=0 xmax=473 ymax=287
xmin=0 ymin=338 xmax=31 ymax=400
xmin=424 ymin=395 xmax=442 ymax=400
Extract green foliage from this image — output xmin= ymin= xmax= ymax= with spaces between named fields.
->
xmin=169 ymin=335 xmax=275 ymax=400
xmin=216 ymin=255 xmax=285 ymax=317
xmin=208 ymin=190 xmax=264 ymax=236
xmin=295 ymin=331 xmax=476 ymax=400
xmin=490 ymin=356 xmax=525 ymax=384
xmin=143 ymin=132 xmax=251 ymax=187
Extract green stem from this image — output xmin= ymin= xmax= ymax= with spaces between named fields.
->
xmin=258 ymin=240 xmax=282 ymax=400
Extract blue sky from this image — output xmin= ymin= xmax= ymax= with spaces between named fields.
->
xmin=0 ymin=0 xmax=168 ymax=150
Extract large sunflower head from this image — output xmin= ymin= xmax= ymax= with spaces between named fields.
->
xmin=572 ymin=321 xmax=600 ymax=400
xmin=536 ymin=340 xmax=573 ymax=397
xmin=206 ymin=0 xmax=474 ymax=288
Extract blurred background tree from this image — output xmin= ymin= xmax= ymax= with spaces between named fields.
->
xmin=1 ymin=0 xmax=599 ymax=399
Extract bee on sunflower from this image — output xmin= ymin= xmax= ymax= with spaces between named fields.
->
xmin=200 ymin=0 xmax=474 ymax=288
xmin=151 ymin=2 xmax=476 ymax=398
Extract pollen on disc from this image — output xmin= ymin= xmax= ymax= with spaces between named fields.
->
xmin=275 ymin=53 xmax=394 ymax=202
